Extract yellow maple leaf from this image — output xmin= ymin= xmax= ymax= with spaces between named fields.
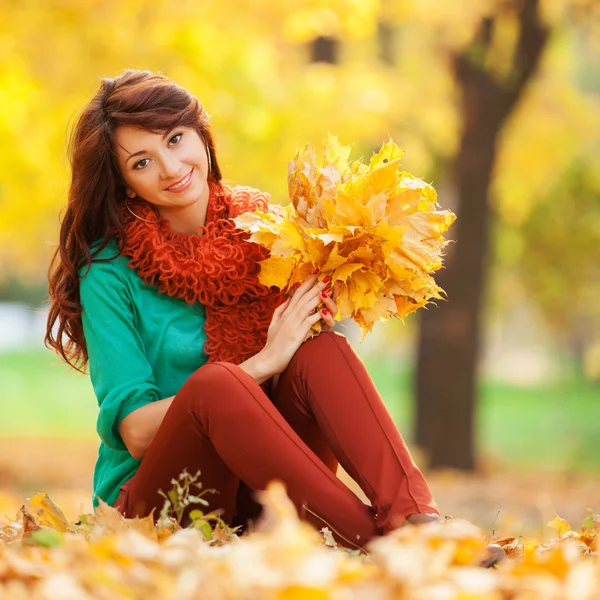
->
xmin=334 ymin=285 xmax=354 ymax=320
xmin=369 ymin=137 xmax=405 ymax=170
xmin=360 ymin=291 xmax=398 ymax=323
xmin=27 ymin=493 xmax=71 ymax=533
xmin=548 ymin=515 xmax=571 ymax=537
xmin=324 ymin=133 xmax=351 ymax=172
xmin=348 ymin=245 xmax=375 ymax=267
xmin=386 ymin=192 xmax=422 ymax=225
xmin=324 ymin=188 xmax=371 ymax=227
xmin=376 ymin=220 xmax=406 ymax=255
xmin=288 ymin=261 xmax=316 ymax=289
xmin=355 ymin=158 xmax=403 ymax=203
xmin=333 ymin=262 xmax=364 ymax=284
xmin=258 ymin=255 xmax=297 ymax=289
xmin=354 ymin=311 xmax=375 ymax=340
xmin=271 ymin=220 xmax=307 ymax=258
xmin=321 ymin=243 xmax=347 ymax=271
xmin=352 ymin=269 xmax=383 ymax=297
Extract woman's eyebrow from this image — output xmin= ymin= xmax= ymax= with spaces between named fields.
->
xmin=121 ymin=130 xmax=176 ymax=163
xmin=126 ymin=150 xmax=148 ymax=164
xmin=121 ymin=127 xmax=177 ymax=162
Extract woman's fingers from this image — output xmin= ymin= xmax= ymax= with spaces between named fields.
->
xmin=294 ymin=292 xmax=325 ymax=323
xmin=290 ymin=276 xmax=330 ymax=318
xmin=320 ymin=290 xmax=338 ymax=331
xmin=281 ymin=274 xmax=338 ymax=338
xmin=319 ymin=307 xmax=336 ymax=331
xmin=331 ymin=281 xmax=341 ymax=302
xmin=305 ymin=309 xmax=325 ymax=330
xmin=274 ymin=297 xmax=291 ymax=316
xmin=317 ymin=281 xmax=338 ymax=331
xmin=297 ymin=288 xmax=337 ymax=333
xmin=320 ymin=290 xmax=337 ymax=313
xmin=268 ymin=298 xmax=290 ymax=330
xmin=287 ymin=273 xmax=319 ymax=311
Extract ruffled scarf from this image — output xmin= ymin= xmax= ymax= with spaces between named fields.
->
xmin=118 ymin=182 xmax=286 ymax=367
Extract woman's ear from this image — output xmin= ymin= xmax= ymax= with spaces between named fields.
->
xmin=125 ymin=187 xmax=136 ymax=199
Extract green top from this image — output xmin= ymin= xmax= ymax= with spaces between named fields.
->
xmin=79 ymin=239 xmax=208 ymax=508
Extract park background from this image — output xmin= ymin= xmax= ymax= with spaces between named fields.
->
xmin=0 ymin=0 xmax=599 ymax=540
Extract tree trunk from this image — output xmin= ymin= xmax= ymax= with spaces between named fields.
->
xmin=415 ymin=0 xmax=548 ymax=469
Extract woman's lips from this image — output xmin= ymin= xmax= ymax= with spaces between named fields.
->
xmin=165 ymin=169 xmax=193 ymax=192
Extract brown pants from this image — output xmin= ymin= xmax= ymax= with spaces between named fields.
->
xmin=113 ymin=331 xmax=438 ymax=548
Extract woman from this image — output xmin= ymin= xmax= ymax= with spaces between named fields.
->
xmin=45 ymin=70 xmax=440 ymax=549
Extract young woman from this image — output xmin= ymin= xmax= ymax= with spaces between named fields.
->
xmin=45 ymin=70 xmax=440 ymax=549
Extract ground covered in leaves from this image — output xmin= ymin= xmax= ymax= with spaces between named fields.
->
xmin=1 ymin=481 xmax=599 ymax=600
xmin=2 ymin=438 xmax=600 ymax=599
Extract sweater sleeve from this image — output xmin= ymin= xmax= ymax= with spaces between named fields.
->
xmin=79 ymin=259 xmax=160 ymax=452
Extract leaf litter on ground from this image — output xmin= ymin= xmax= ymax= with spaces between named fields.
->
xmin=1 ymin=476 xmax=599 ymax=600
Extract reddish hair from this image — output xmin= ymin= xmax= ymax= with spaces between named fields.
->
xmin=45 ymin=70 xmax=222 ymax=371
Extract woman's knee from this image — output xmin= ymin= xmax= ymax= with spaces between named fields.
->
xmin=178 ymin=361 xmax=259 ymax=409
xmin=294 ymin=330 xmax=350 ymax=362
xmin=179 ymin=362 xmax=239 ymax=402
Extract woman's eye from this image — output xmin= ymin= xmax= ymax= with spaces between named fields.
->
xmin=169 ymin=132 xmax=183 ymax=146
xmin=133 ymin=158 xmax=150 ymax=170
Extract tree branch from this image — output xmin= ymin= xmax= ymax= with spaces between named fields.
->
xmin=503 ymin=0 xmax=549 ymax=114
xmin=452 ymin=0 xmax=549 ymax=134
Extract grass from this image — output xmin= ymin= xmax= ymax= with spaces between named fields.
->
xmin=2 ymin=348 xmax=599 ymax=471
xmin=0 ymin=349 xmax=97 ymax=438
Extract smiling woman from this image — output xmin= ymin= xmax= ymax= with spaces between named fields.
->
xmin=116 ymin=126 xmax=211 ymax=234
xmin=43 ymin=70 xmax=442 ymax=551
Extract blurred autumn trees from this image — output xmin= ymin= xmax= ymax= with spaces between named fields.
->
xmin=0 ymin=0 xmax=599 ymax=467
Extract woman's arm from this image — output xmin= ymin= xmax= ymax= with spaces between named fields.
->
xmin=118 ymin=396 xmax=174 ymax=460
xmin=122 ymin=275 xmax=331 ymax=460
xmin=80 ymin=257 xmax=162 ymax=454
xmin=120 ymin=351 xmax=276 ymax=460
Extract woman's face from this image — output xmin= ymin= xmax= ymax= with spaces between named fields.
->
xmin=114 ymin=125 xmax=210 ymax=211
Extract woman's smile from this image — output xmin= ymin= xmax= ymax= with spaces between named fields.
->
xmin=165 ymin=168 xmax=194 ymax=193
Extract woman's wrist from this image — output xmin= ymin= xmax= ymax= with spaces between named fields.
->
xmin=238 ymin=348 xmax=279 ymax=385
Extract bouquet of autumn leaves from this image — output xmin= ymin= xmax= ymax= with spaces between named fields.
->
xmin=233 ymin=135 xmax=456 ymax=339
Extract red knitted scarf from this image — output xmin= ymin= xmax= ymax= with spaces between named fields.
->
xmin=119 ymin=182 xmax=286 ymax=366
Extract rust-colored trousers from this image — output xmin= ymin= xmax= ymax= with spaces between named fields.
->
xmin=113 ymin=331 xmax=438 ymax=547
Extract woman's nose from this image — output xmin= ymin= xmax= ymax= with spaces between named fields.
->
xmin=158 ymin=152 xmax=181 ymax=179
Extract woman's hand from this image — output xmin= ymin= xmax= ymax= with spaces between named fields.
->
xmin=260 ymin=272 xmax=333 ymax=376
xmin=319 ymin=280 xmax=341 ymax=332
xmin=240 ymin=273 xmax=340 ymax=386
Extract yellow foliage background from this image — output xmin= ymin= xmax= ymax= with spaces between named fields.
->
xmin=1 ymin=0 xmax=598 ymax=283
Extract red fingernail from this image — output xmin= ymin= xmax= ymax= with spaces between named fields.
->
xmin=313 ymin=269 xmax=320 ymax=274
xmin=323 ymin=276 xmax=331 ymax=284
xmin=321 ymin=308 xmax=329 ymax=315
xmin=321 ymin=288 xmax=331 ymax=298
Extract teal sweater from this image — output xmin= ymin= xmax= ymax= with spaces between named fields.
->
xmin=79 ymin=239 xmax=208 ymax=508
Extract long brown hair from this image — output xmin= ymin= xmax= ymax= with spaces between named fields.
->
xmin=45 ymin=70 xmax=222 ymax=372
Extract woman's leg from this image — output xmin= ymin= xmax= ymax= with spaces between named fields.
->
xmin=271 ymin=331 xmax=439 ymax=533
xmin=233 ymin=372 xmax=339 ymax=531
xmin=270 ymin=376 xmax=339 ymax=475
xmin=118 ymin=361 xmax=378 ymax=547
